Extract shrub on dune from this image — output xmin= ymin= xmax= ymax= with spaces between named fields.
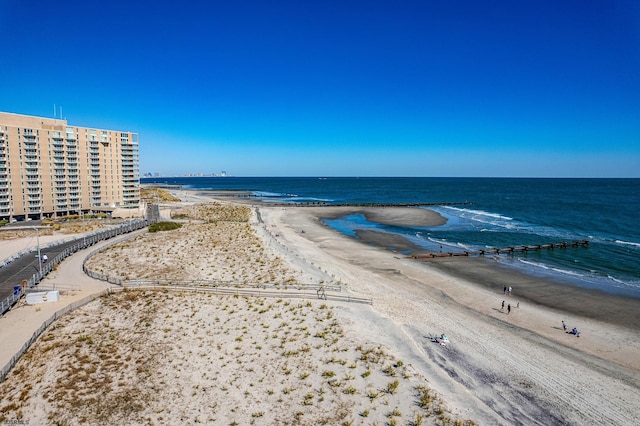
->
xmin=148 ymin=222 xmax=182 ymax=233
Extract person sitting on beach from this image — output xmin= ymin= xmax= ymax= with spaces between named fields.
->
xmin=432 ymin=335 xmax=447 ymax=346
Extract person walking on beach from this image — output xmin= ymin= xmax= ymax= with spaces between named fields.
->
xmin=503 ymin=286 xmax=507 ymax=295
xmin=501 ymin=300 xmax=505 ymax=311
xmin=562 ymin=320 xmax=567 ymax=332
xmin=508 ymin=286 xmax=512 ymax=296
xmin=507 ymin=304 xmax=511 ymax=314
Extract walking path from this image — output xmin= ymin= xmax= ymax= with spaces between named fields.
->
xmin=0 ymin=233 xmax=140 ymax=372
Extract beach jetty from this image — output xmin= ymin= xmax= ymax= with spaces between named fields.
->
xmin=253 ymin=201 xmax=474 ymax=208
xmin=413 ymin=240 xmax=590 ymax=259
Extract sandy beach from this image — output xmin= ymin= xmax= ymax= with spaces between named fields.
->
xmin=1 ymin=191 xmax=639 ymax=425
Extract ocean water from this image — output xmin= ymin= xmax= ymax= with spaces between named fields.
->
xmin=143 ymin=177 xmax=640 ymax=298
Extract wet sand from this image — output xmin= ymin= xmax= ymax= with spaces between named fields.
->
xmin=353 ymin=228 xmax=640 ymax=330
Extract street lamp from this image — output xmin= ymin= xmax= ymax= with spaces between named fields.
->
xmin=81 ymin=210 xmax=86 ymax=246
xmin=35 ymin=226 xmax=42 ymax=277
xmin=77 ymin=209 xmax=86 ymax=246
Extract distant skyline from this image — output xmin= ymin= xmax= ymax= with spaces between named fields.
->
xmin=1 ymin=0 xmax=639 ymax=177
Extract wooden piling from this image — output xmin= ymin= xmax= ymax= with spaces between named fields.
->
xmin=412 ymin=240 xmax=589 ymax=259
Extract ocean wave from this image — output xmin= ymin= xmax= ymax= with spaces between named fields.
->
xmin=252 ymin=191 xmax=292 ymax=198
xmin=615 ymin=239 xmax=640 ymax=248
xmin=607 ymin=276 xmax=640 ymax=290
xmin=298 ymin=197 xmax=334 ymax=202
xmin=472 ymin=218 xmax=518 ymax=230
xmin=517 ymin=258 xmax=583 ymax=277
xmin=442 ymin=206 xmax=514 ymax=221
xmin=455 ymin=242 xmax=474 ymax=251
xmin=438 ymin=206 xmax=522 ymax=232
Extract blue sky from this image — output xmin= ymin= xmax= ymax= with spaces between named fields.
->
xmin=1 ymin=0 xmax=639 ymax=177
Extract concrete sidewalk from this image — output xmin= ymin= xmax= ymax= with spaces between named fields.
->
xmin=0 ymin=232 xmax=141 ymax=374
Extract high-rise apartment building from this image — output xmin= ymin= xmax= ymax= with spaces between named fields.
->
xmin=0 ymin=112 xmax=139 ymax=221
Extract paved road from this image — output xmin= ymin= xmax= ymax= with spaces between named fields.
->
xmin=0 ymin=219 xmax=149 ymax=304
xmin=0 ymin=237 xmax=84 ymax=300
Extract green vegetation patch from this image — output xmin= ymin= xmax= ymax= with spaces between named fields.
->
xmin=141 ymin=187 xmax=181 ymax=203
xmin=148 ymin=221 xmax=183 ymax=233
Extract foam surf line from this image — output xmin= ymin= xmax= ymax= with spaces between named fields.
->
xmin=616 ymin=239 xmax=640 ymax=247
